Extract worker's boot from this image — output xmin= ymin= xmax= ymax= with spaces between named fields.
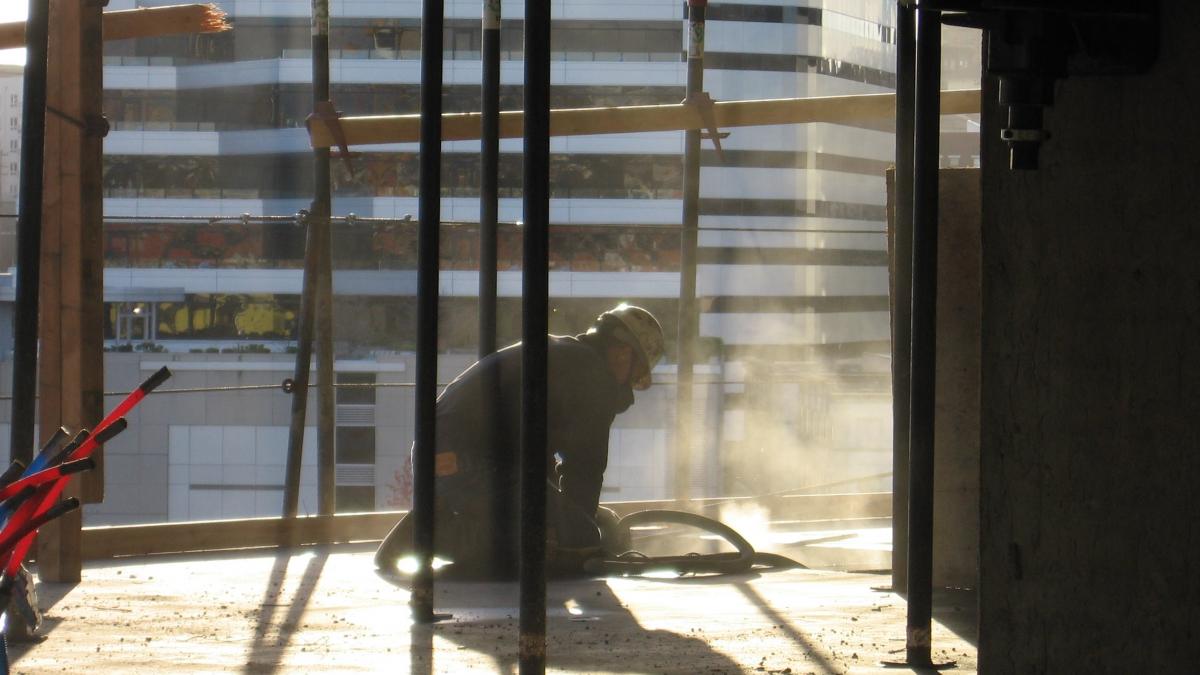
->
xmin=595 ymin=506 xmax=629 ymax=556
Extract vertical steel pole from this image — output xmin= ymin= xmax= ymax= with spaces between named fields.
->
xmin=312 ymin=0 xmax=336 ymax=518
xmin=412 ymin=0 xmax=445 ymax=624
xmin=479 ymin=0 xmax=507 ymax=576
xmin=8 ymin=0 xmax=50 ymax=467
xmin=891 ymin=0 xmax=916 ymax=596
xmin=479 ymin=0 xmax=501 ymax=358
xmin=283 ymin=212 xmax=319 ymax=518
xmin=675 ymin=0 xmax=706 ymax=504
xmin=906 ymin=5 xmax=940 ymax=667
xmin=519 ymin=0 xmax=551 ymax=669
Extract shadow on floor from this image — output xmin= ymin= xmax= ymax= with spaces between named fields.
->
xmin=379 ymin=572 xmax=749 ymax=674
xmin=884 ymin=583 xmax=978 ymax=649
xmin=242 ymin=547 xmax=329 ymax=674
xmin=931 ymin=586 xmax=977 ymax=648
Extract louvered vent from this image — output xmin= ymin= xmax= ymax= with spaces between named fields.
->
xmin=335 ymin=464 xmax=375 ymax=485
xmin=336 ymin=405 xmax=375 ymax=425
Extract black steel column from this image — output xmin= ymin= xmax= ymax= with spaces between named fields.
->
xmin=519 ymin=0 xmax=551 ymax=669
xmin=411 ymin=0 xmax=445 ymax=624
xmin=283 ymin=211 xmax=319 ymax=518
xmin=8 ymin=0 xmax=50 ymax=466
xmin=675 ymin=0 xmax=706 ymax=505
xmin=905 ymin=5 xmax=940 ymax=667
xmin=312 ymin=0 xmax=336 ymax=517
xmin=891 ymin=0 xmax=916 ymax=596
xmin=479 ymin=0 xmax=501 ymax=358
xmin=479 ymin=0 xmax=507 ymax=578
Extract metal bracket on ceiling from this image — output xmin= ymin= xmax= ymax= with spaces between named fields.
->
xmin=924 ymin=0 xmax=1159 ymax=169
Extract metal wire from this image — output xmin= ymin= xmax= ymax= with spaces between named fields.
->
xmin=0 ymin=381 xmax=439 ymax=400
xmin=0 ymin=373 xmax=886 ymax=400
xmin=85 ymin=213 xmax=885 ymax=235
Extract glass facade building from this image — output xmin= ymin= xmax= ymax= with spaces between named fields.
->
xmin=1 ymin=1 xmax=985 ymax=525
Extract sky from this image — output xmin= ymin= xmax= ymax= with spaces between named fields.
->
xmin=1 ymin=2 xmax=28 ymax=66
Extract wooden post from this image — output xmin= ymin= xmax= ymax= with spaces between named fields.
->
xmin=36 ymin=0 xmax=106 ymax=582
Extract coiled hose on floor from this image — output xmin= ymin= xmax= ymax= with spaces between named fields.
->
xmin=585 ymin=509 xmax=805 ymax=577
xmin=375 ymin=508 xmax=805 ymax=578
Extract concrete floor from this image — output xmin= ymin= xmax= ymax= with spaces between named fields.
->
xmin=9 ymin=545 xmax=976 ymax=674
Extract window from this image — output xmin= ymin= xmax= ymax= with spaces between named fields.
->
xmin=335 ymin=426 xmax=376 ymax=464
xmin=110 ymin=302 xmax=154 ymax=343
xmin=335 ymin=485 xmax=376 ymax=513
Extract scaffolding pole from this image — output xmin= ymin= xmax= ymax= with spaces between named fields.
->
xmin=890 ymin=0 xmax=916 ymax=597
xmin=411 ymin=0 xmax=445 ymax=624
xmin=905 ymin=5 xmax=941 ymax=668
xmin=479 ymin=0 xmax=501 ymax=358
xmin=519 ymin=0 xmax=551 ymax=669
xmin=283 ymin=210 xmax=318 ymax=518
xmin=675 ymin=0 xmax=706 ymax=505
xmin=479 ymin=0 xmax=507 ymax=580
xmin=312 ymin=0 xmax=336 ymax=517
xmin=8 ymin=0 xmax=50 ymax=467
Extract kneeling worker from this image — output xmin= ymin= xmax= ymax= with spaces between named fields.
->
xmin=375 ymin=303 xmax=665 ymax=578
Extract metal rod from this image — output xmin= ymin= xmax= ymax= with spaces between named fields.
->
xmin=891 ymin=0 xmax=916 ymax=597
xmin=905 ymin=6 xmax=941 ymax=667
xmin=8 ymin=0 xmax=50 ymax=467
xmin=411 ymin=0 xmax=445 ymax=624
xmin=283 ymin=210 xmax=319 ymax=518
xmin=479 ymin=0 xmax=508 ymax=584
xmin=519 ymin=0 xmax=551 ymax=667
xmin=675 ymin=0 xmax=707 ymax=504
xmin=312 ymin=0 xmax=336 ymax=517
xmin=479 ymin=0 xmax=501 ymax=359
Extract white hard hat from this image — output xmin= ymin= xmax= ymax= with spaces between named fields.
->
xmin=591 ymin=304 xmax=664 ymax=389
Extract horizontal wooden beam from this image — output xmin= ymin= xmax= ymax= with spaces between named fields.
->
xmin=81 ymin=511 xmax=401 ymax=559
xmin=308 ymin=89 xmax=981 ymax=148
xmin=79 ymin=492 xmax=892 ymax=560
xmin=0 ymin=4 xmax=229 ymax=50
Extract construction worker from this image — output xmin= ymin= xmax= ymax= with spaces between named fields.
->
xmin=375 ymin=303 xmax=665 ymax=578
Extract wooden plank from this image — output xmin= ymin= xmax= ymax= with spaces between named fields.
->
xmin=0 ymin=5 xmax=230 ymax=49
xmin=35 ymin=0 xmax=105 ymax=583
xmin=308 ymin=89 xmax=982 ymax=148
xmin=78 ymin=493 xmax=892 ymax=560
xmin=80 ymin=512 xmax=404 ymax=559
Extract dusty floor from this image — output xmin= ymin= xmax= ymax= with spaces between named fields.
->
xmin=9 ymin=544 xmax=976 ymax=674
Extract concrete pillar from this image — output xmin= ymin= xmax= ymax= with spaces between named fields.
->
xmin=888 ymin=168 xmax=981 ymax=592
xmin=978 ymin=1 xmax=1200 ymax=670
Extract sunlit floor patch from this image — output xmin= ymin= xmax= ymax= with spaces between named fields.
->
xmin=11 ymin=544 xmax=977 ymax=673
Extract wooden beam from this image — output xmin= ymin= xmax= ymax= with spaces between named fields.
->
xmin=35 ymin=0 xmax=106 ymax=583
xmin=77 ymin=493 xmax=892 ymax=560
xmin=81 ymin=512 xmax=403 ymax=559
xmin=308 ymin=89 xmax=982 ymax=148
xmin=0 ymin=4 xmax=230 ymax=49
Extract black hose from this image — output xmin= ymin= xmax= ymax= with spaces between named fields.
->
xmin=375 ymin=508 xmax=806 ymax=578
xmin=585 ymin=509 xmax=805 ymax=577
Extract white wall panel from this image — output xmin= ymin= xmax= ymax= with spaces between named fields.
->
xmin=697 ymin=228 xmax=887 ymax=251
xmin=697 ymin=264 xmax=888 ymax=297
xmin=701 ymin=166 xmax=887 ymax=205
xmin=700 ymin=310 xmax=891 ymax=345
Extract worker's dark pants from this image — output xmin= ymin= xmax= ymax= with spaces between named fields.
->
xmin=374 ymin=470 xmax=601 ymax=579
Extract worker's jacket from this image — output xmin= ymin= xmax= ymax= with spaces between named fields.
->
xmin=432 ymin=333 xmax=634 ymax=549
